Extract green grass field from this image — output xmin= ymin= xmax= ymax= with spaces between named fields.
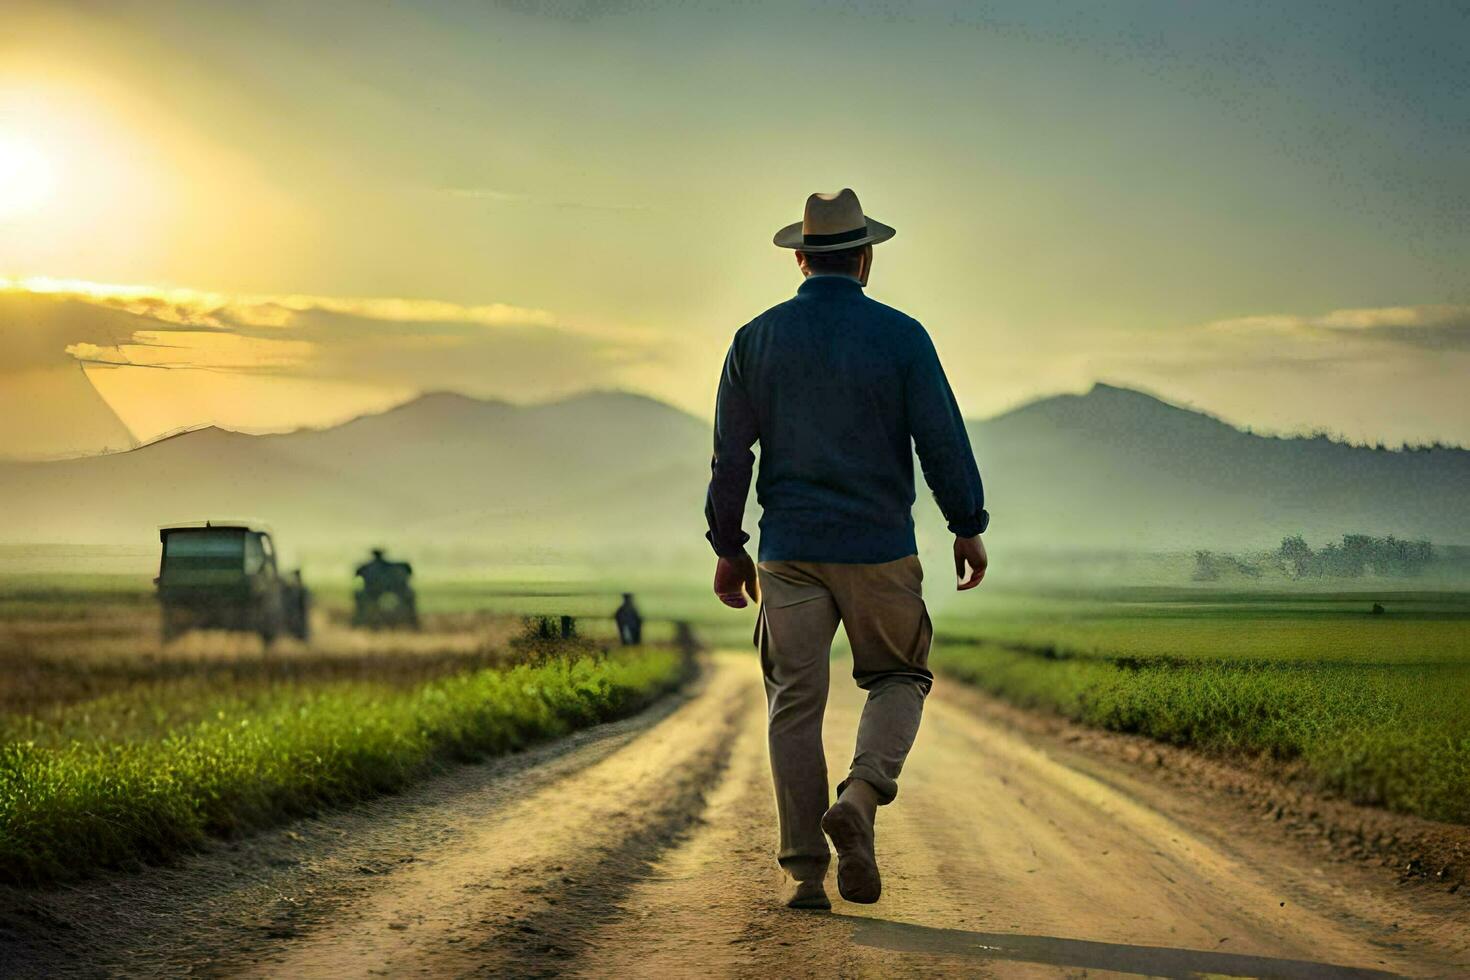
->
xmin=931 ymin=587 xmax=1470 ymax=825
xmin=931 ymin=587 xmax=1470 ymax=663
xmin=0 ymin=646 xmax=683 ymax=884
xmin=4 ymin=570 xmax=1467 ymax=887
xmin=0 ymin=575 xmax=689 ymax=885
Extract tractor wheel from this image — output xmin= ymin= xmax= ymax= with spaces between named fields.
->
xmin=289 ymin=595 xmax=311 ymax=642
xmin=254 ymin=601 xmax=280 ymax=649
xmin=160 ymin=607 xmax=185 ymax=644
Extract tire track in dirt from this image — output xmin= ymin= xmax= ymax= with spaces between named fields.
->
xmin=0 ymin=658 xmax=727 ymax=978
xmin=931 ymin=681 xmax=1470 ymax=969
xmin=567 ymin=654 xmax=1465 ymax=978
xmin=236 ymin=655 xmax=752 ymax=978
xmin=571 ymin=659 xmax=875 ymax=979
xmin=7 ymin=651 xmax=1466 ymax=978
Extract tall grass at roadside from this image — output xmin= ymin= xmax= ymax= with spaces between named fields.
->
xmin=0 ymin=648 xmax=682 ymax=885
xmin=940 ymin=642 xmax=1470 ymax=825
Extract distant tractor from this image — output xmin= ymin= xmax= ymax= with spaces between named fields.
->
xmin=352 ymin=548 xmax=420 ymax=630
xmin=156 ymin=522 xmax=310 ymax=645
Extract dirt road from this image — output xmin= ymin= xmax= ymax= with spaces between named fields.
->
xmin=6 ymin=652 xmax=1466 ymax=978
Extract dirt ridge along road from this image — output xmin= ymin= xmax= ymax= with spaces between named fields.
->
xmin=5 ymin=651 xmax=1467 ymax=978
xmin=939 ymin=678 xmax=1470 ymax=894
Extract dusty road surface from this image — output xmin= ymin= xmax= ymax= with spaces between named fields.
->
xmin=5 ymin=652 xmax=1467 ymax=978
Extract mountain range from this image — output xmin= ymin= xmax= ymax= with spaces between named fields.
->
xmin=1 ymin=384 xmax=1466 ymax=565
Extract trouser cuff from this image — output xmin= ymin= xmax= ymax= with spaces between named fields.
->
xmin=838 ymin=764 xmax=899 ymax=806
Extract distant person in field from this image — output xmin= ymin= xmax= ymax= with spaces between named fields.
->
xmin=614 ymin=592 xmax=643 ymax=646
xmin=356 ymin=548 xmax=405 ymax=596
xmin=705 ymin=189 xmax=988 ymax=910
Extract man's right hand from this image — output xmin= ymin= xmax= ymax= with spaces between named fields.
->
xmin=714 ymin=550 xmax=761 ymax=608
xmin=954 ymin=535 xmax=987 ymax=591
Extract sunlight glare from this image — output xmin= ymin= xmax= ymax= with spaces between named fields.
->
xmin=0 ymin=130 xmax=55 ymax=219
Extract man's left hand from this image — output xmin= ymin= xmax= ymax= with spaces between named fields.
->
xmin=954 ymin=534 xmax=988 ymax=591
xmin=714 ymin=551 xmax=761 ymax=608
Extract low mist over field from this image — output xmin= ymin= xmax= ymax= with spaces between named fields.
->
xmin=1 ymin=383 xmax=1466 ymax=577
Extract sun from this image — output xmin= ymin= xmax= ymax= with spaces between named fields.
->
xmin=0 ymin=130 xmax=55 ymax=220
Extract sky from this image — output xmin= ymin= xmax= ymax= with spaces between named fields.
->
xmin=1 ymin=0 xmax=1467 ymax=456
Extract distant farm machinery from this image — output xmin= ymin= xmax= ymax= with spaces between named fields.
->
xmin=155 ymin=522 xmax=310 ymax=646
xmin=352 ymin=548 xmax=420 ymax=630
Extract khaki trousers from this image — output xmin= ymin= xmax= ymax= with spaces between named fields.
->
xmin=755 ymin=555 xmax=933 ymax=883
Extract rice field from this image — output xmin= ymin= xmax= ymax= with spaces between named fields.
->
xmin=6 ymin=568 xmax=1468 ymax=887
xmin=0 ymin=576 xmax=686 ymax=884
xmin=933 ymin=587 xmax=1470 ymax=825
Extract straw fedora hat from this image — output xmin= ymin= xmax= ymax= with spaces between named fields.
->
xmin=773 ymin=188 xmax=896 ymax=252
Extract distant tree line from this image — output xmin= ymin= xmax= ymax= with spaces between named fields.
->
xmin=1246 ymin=428 xmax=1465 ymax=453
xmin=1193 ymin=534 xmax=1435 ymax=581
xmin=1190 ymin=550 xmax=1262 ymax=581
xmin=1275 ymin=534 xmax=1433 ymax=578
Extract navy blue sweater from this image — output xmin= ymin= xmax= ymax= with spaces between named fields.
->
xmin=705 ymin=275 xmax=988 ymax=564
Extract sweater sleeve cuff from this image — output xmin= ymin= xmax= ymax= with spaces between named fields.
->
xmin=705 ymin=529 xmax=751 ymax=558
xmin=948 ymin=509 xmax=989 ymax=538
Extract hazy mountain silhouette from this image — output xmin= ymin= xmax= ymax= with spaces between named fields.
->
xmin=0 ymin=390 xmax=712 ymax=560
xmin=1 ymin=384 xmax=1465 ymax=562
xmin=969 ymin=383 xmax=1470 ymax=549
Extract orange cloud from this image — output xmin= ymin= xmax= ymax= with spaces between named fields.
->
xmin=0 ymin=277 xmax=667 ymax=450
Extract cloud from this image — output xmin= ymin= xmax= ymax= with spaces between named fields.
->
xmin=0 ymin=277 xmax=667 ymax=446
xmin=5 ymin=276 xmax=557 ymax=331
xmin=1206 ymin=304 xmax=1470 ymax=351
xmin=1079 ymin=304 xmax=1470 ymax=446
xmin=0 ymin=277 xmax=632 ymax=389
xmin=6 ymin=278 xmax=1466 ymax=454
xmin=66 ymin=331 xmax=316 ymax=370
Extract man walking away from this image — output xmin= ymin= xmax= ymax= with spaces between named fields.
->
xmin=704 ymin=189 xmax=989 ymax=911
xmin=614 ymin=592 xmax=642 ymax=646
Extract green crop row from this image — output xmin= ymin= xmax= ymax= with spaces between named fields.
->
xmin=930 ymin=589 xmax=1470 ymax=665
xmin=0 ymin=648 xmax=684 ymax=885
xmin=938 ymin=642 xmax=1470 ymax=825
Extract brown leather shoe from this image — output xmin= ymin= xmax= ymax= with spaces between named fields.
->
xmin=822 ymin=785 xmax=881 ymax=904
xmin=785 ymin=877 xmax=831 ymax=910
